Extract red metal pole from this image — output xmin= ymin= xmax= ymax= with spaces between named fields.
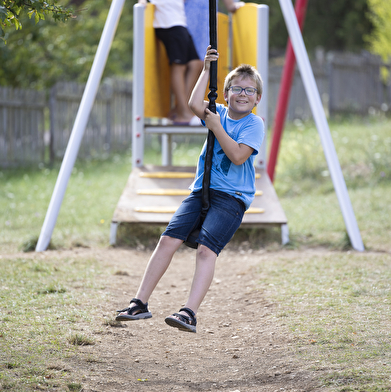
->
xmin=267 ymin=0 xmax=308 ymax=182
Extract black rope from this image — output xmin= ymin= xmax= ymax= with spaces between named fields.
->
xmin=201 ymin=0 xmax=217 ymax=219
xmin=184 ymin=0 xmax=217 ymax=249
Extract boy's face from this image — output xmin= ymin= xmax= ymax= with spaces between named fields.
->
xmin=224 ymin=76 xmax=261 ymax=120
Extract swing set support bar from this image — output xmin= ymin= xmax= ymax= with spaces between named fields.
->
xmin=278 ymin=0 xmax=364 ymax=251
xmin=35 ymin=0 xmax=126 ymax=252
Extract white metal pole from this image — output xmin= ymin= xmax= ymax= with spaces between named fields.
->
xmin=132 ymin=3 xmax=146 ymax=168
xmin=256 ymin=5 xmax=269 ymax=169
xmin=278 ymin=0 xmax=364 ymax=251
xmin=35 ymin=0 xmax=126 ymax=252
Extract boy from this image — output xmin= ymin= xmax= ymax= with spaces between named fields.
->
xmin=116 ymin=46 xmax=264 ymax=333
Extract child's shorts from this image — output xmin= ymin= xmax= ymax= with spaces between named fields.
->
xmin=162 ymin=189 xmax=245 ymax=255
xmin=155 ymin=26 xmax=200 ymax=65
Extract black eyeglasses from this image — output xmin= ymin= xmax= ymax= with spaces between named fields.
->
xmin=228 ymin=86 xmax=258 ymax=96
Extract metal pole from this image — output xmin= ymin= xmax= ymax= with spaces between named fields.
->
xmin=278 ymin=0 xmax=364 ymax=251
xmin=268 ymin=0 xmax=308 ymax=182
xmin=132 ymin=3 xmax=146 ymax=168
xmin=36 ymin=0 xmax=126 ymax=252
xmin=256 ymin=5 xmax=269 ymax=169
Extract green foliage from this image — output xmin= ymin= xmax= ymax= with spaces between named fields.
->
xmin=366 ymin=0 xmax=391 ymax=80
xmin=0 ymin=0 xmax=375 ymax=89
xmin=248 ymin=0 xmax=373 ymax=53
xmin=0 ymin=0 xmax=73 ymax=40
xmin=0 ymin=0 xmax=136 ymax=89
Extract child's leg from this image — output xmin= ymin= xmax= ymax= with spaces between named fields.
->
xmin=167 ymin=190 xmax=244 ymax=321
xmin=117 ymin=236 xmax=183 ymax=317
xmin=168 ymin=244 xmax=217 ymax=319
xmin=185 ymin=59 xmax=203 ymax=101
xmin=184 ymin=244 xmax=217 ymax=313
xmin=170 ymin=63 xmax=196 ymax=123
xmin=135 ymin=235 xmax=183 ymax=302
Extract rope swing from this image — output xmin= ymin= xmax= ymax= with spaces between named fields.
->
xmin=184 ymin=0 xmax=217 ymax=249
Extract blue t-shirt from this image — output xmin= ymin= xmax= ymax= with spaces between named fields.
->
xmin=190 ymin=103 xmax=265 ymax=210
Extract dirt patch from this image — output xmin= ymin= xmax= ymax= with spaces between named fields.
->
xmin=40 ymin=246 xmax=325 ymax=391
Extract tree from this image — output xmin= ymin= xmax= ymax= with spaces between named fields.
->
xmin=246 ymin=0 xmax=372 ymax=54
xmin=366 ymin=0 xmax=391 ymax=79
xmin=0 ymin=0 xmax=74 ymax=41
xmin=0 ymin=0 xmax=376 ymax=90
xmin=0 ymin=0 xmax=135 ymax=89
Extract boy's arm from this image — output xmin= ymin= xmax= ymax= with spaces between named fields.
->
xmin=188 ymin=70 xmax=209 ymax=121
xmin=188 ymin=46 xmax=217 ymax=121
xmin=189 ymin=46 xmax=254 ymax=165
xmin=204 ymin=108 xmax=254 ymax=166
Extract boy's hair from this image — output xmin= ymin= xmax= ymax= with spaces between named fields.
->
xmin=223 ymin=64 xmax=263 ymax=96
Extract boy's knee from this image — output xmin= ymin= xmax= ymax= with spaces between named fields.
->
xmin=196 ymin=244 xmax=217 ymax=259
xmin=159 ymin=235 xmax=183 ymax=248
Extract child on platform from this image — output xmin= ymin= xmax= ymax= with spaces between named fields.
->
xmin=138 ymin=0 xmax=202 ymax=125
xmin=116 ymin=46 xmax=264 ymax=333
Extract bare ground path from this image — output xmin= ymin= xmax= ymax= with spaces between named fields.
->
xmin=37 ymin=246 xmax=327 ymax=391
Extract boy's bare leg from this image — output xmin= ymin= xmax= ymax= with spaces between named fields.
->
xmin=168 ymin=244 xmax=217 ymax=318
xmin=118 ymin=236 xmax=183 ymax=315
xmin=170 ymin=63 xmax=196 ymax=123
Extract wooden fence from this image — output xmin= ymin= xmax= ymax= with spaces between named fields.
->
xmin=328 ymin=52 xmax=391 ymax=115
xmin=50 ymin=79 xmax=132 ymax=161
xmin=268 ymin=51 xmax=391 ymax=123
xmin=268 ymin=62 xmax=329 ymax=123
xmin=1 ymin=52 xmax=390 ymax=168
xmin=0 ymin=87 xmax=46 ymax=168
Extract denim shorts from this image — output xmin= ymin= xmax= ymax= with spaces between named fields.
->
xmin=162 ymin=189 xmax=245 ymax=255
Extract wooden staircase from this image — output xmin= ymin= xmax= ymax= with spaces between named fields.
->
xmin=110 ymin=165 xmax=288 ymax=245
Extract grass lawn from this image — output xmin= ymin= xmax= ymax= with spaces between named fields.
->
xmin=1 ymin=114 xmax=390 ymax=390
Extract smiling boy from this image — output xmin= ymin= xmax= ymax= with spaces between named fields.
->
xmin=116 ymin=46 xmax=264 ymax=333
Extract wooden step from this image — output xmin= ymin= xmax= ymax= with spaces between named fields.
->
xmin=136 ymin=189 xmax=264 ymax=196
xmin=137 ymin=189 xmax=191 ymax=196
xmin=134 ymin=206 xmax=265 ymax=214
xmin=139 ymin=171 xmax=195 ymax=179
xmin=112 ymin=165 xmax=287 ymax=227
xmin=139 ymin=171 xmax=261 ymax=179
